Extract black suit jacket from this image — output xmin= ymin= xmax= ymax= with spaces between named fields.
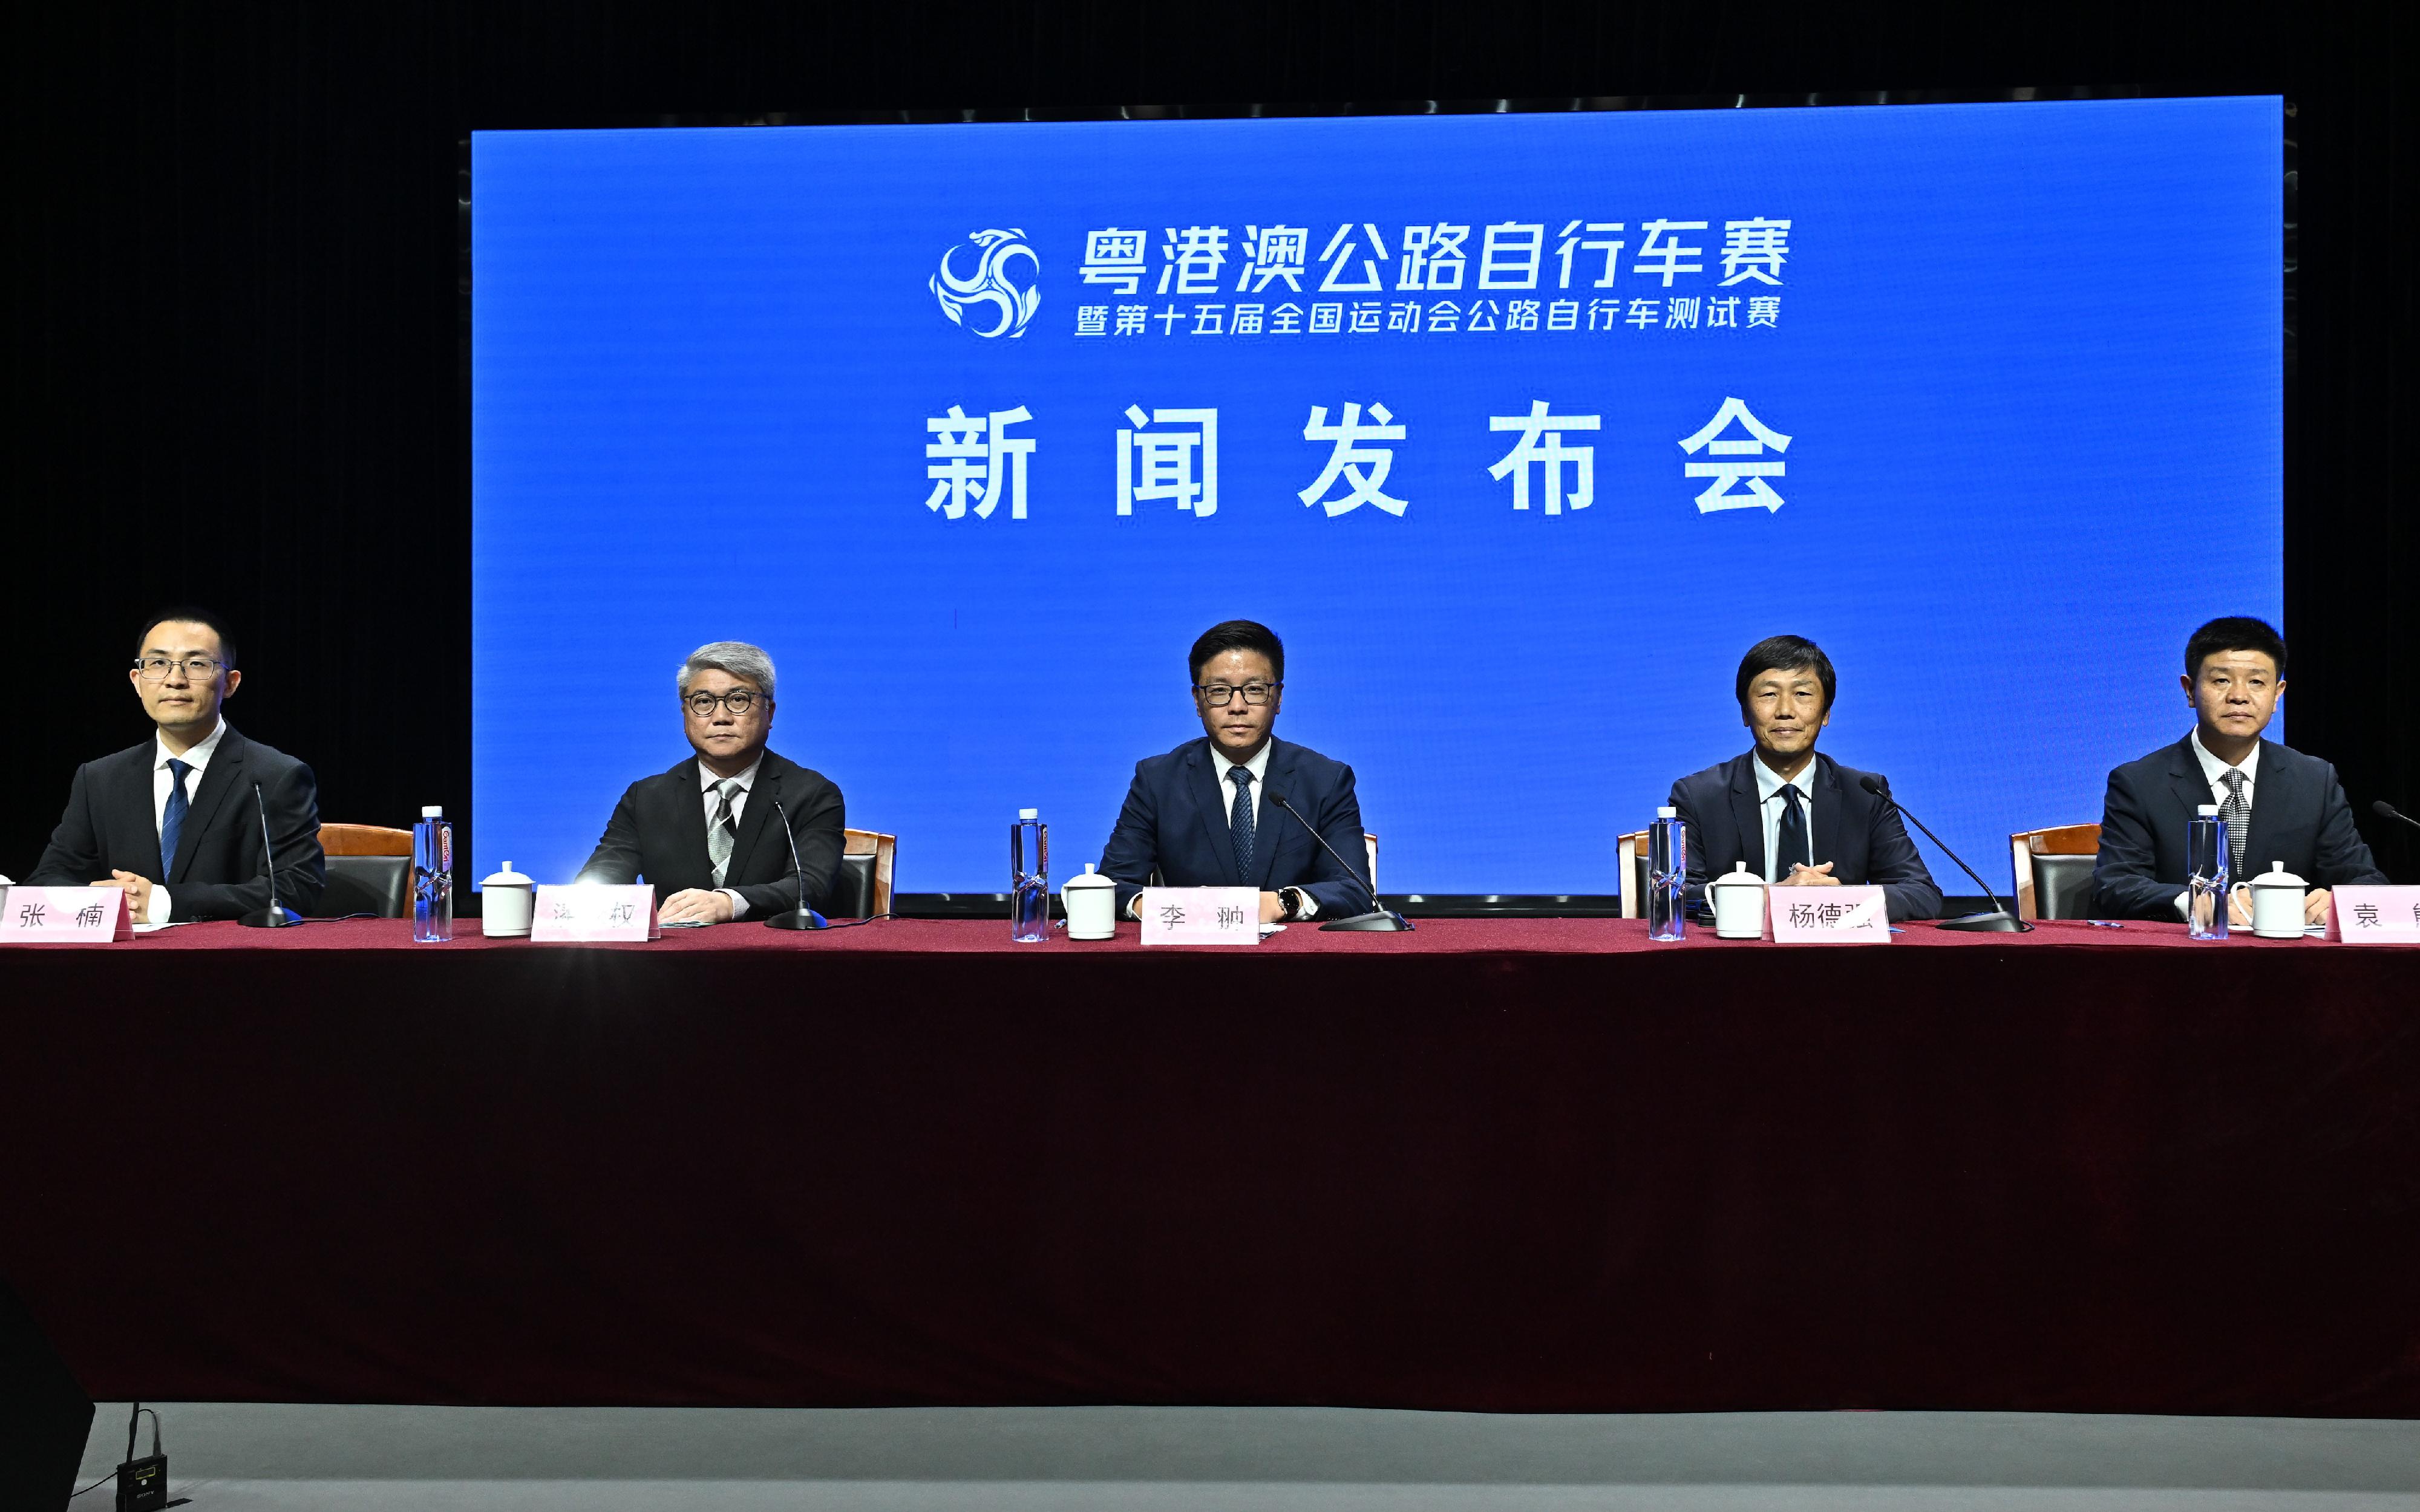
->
xmin=1099 ymin=737 xmax=1372 ymax=917
xmin=2091 ymin=735 xmax=2386 ymax=920
xmin=1667 ymin=751 xmax=1944 ymax=922
xmin=577 ymin=749 xmax=845 ymax=916
xmin=28 ymin=725 xmax=326 ymax=921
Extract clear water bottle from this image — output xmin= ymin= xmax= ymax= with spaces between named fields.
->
xmin=2186 ymin=803 xmax=2228 ymax=940
xmin=1010 ymin=807 xmax=1049 ymax=942
xmin=1647 ymin=805 xmax=1687 ymax=942
xmin=413 ymin=804 xmax=454 ymax=943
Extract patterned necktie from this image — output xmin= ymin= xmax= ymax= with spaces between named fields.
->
xmin=707 ymin=778 xmax=742 ymax=887
xmin=161 ymin=758 xmax=193 ymax=876
xmin=2219 ymin=767 xmax=2249 ymax=879
xmin=1774 ymin=782 xmax=1810 ymax=879
xmin=1229 ymin=766 xmax=1255 ymax=881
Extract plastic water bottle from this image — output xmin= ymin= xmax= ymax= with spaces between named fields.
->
xmin=1010 ymin=808 xmax=1049 ymax=942
xmin=413 ymin=805 xmax=454 ymax=942
xmin=2186 ymin=803 xmax=2229 ymax=940
xmin=1647 ymin=805 xmax=1687 ymax=942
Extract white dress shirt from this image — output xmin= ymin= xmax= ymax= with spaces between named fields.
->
xmin=2176 ymin=729 xmax=2263 ymax=919
xmin=1751 ymin=753 xmax=1818 ymax=884
xmin=699 ymin=755 xmax=763 ymax=919
xmin=146 ymin=718 xmax=229 ymax=924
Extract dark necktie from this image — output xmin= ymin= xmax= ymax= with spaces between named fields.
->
xmin=1774 ymin=782 xmax=1810 ymax=879
xmin=1229 ymin=767 xmax=1255 ymax=881
xmin=2219 ymin=767 xmax=2249 ymax=879
xmin=161 ymin=758 xmax=194 ymax=876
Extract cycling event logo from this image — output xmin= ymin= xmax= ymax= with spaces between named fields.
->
xmin=930 ymin=229 xmax=1042 ymax=339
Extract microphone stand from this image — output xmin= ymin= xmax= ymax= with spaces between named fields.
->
xmin=2373 ymin=800 xmax=2420 ymax=835
xmin=237 ymin=780 xmax=301 ymax=927
xmin=761 ymin=793 xmax=826 ymax=930
xmin=1268 ymin=792 xmax=1413 ymax=933
xmin=1857 ymin=775 xmax=2030 ymax=933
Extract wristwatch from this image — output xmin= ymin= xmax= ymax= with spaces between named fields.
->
xmin=1277 ymin=887 xmax=1306 ymax=921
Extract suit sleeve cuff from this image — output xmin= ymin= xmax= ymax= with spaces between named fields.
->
xmin=1296 ymin=890 xmax=1319 ymax=919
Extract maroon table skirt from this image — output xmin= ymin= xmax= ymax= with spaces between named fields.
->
xmin=2 ymin=917 xmax=2415 ymax=1413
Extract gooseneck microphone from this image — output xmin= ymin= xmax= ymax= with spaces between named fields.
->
xmin=761 ymin=793 xmax=826 ymax=931
xmin=1266 ymin=789 xmax=1413 ymax=933
xmin=2372 ymin=800 xmax=2420 ymax=834
xmin=1856 ymin=774 xmax=2032 ymax=933
xmin=236 ymin=780 xmax=301 ymax=927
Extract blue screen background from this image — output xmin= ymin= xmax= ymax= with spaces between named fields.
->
xmin=473 ymin=98 xmax=2280 ymax=896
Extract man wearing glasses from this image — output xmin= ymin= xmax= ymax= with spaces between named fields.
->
xmin=1099 ymin=620 xmax=1373 ymax=924
xmin=577 ymin=640 xmax=845 ymax=924
xmin=29 ymin=608 xmax=325 ymax=922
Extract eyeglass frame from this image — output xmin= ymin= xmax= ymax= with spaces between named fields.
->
xmin=132 ymin=656 xmax=226 ymax=682
xmin=1192 ymin=680 xmax=1283 ymax=706
xmin=682 ymin=688 xmax=767 ymax=717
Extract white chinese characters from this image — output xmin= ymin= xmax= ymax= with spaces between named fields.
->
xmin=1679 ymin=397 xmax=1792 ymax=514
xmin=1117 ymin=407 xmax=1220 ymax=518
xmin=924 ymin=405 xmax=1038 ymax=520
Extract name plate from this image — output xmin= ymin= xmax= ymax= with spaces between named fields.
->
xmin=2325 ymin=886 xmax=2420 ymax=944
xmin=531 ymin=884 xmax=659 ymax=942
xmin=1768 ymin=885 xmax=1891 ymax=943
xmin=1138 ymin=887 xmax=1262 ymax=946
xmin=0 ymin=886 xmax=132 ymax=943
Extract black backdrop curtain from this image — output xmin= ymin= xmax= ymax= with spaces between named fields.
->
xmin=5 ymin=1 xmax=2411 ymax=884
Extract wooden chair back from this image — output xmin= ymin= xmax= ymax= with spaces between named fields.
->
xmin=1617 ymin=830 xmax=1651 ymax=918
xmin=843 ymin=828 xmax=897 ymax=916
xmin=319 ymin=823 xmax=413 ymax=856
xmin=2008 ymin=823 xmax=2102 ymax=921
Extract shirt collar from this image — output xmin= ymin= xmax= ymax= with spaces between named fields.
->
xmin=1751 ymin=751 xmax=1814 ymax=803
xmin=699 ymin=754 xmax=764 ymax=793
xmin=154 ymin=717 xmax=227 ymax=772
xmin=2189 ymin=729 xmax=2259 ymax=787
xmin=1217 ymin=741 xmax=1274 ymax=786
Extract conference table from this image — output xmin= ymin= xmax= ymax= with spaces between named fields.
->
xmin=4 ymin=916 xmax=2415 ymax=1416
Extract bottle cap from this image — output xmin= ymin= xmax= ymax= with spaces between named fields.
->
xmin=1018 ymin=807 xmax=1039 ymax=820
xmin=1655 ymin=806 xmax=1677 ymax=818
xmin=422 ymin=805 xmax=445 ymax=818
xmin=2197 ymin=804 xmax=2220 ymax=816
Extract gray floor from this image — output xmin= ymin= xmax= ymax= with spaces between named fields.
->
xmin=71 ymin=1403 xmax=2420 ymax=1510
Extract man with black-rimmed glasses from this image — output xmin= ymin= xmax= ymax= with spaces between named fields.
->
xmin=30 ymin=607 xmax=325 ymax=921
xmin=1098 ymin=620 xmax=1373 ymax=925
xmin=577 ymin=640 xmax=845 ymax=924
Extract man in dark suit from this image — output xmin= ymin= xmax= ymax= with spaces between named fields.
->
xmin=1099 ymin=620 xmax=1373 ymax=924
xmin=2093 ymin=616 xmax=2384 ymax=924
xmin=1668 ymin=634 xmax=1943 ymax=922
xmin=577 ymin=640 xmax=845 ymax=922
xmin=30 ymin=608 xmax=325 ymax=921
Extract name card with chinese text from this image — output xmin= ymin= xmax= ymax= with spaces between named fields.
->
xmin=0 ymin=886 xmax=133 ymax=943
xmin=1767 ymin=885 xmax=1891 ymax=944
xmin=530 ymin=884 xmax=660 ymax=942
xmin=1138 ymin=887 xmax=1262 ymax=946
xmin=2324 ymin=886 xmax=2420 ymax=945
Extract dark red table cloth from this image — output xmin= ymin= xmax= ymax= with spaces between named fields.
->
xmin=2 ymin=917 xmax=2415 ymax=1413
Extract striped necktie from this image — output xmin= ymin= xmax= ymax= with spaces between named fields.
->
xmin=1229 ymin=767 xmax=1255 ymax=881
xmin=707 ymin=778 xmax=742 ymax=886
xmin=2219 ymin=767 xmax=2249 ymax=879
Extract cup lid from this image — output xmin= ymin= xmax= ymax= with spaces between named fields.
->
xmin=483 ymin=861 xmax=534 ymax=885
xmin=1709 ymin=861 xmax=1763 ymax=888
xmin=2250 ymin=861 xmax=2305 ymax=887
xmin=1063 ymin=863 xmax=1114 ymax=889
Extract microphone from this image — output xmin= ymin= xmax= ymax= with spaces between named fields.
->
xmin=760 ymin=793 xmax=826 ymax=930
xmin=1266 ymin=789 xmax=1413 ymax=933
xmin=1856 ymin=773 xmax=2032 ymax=933
xmin=2372 ymin=800 xmax=2420 ymax=834
xmin=236 ymin=780 xmax=301 ymax=927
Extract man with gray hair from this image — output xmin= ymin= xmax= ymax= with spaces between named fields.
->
xmin=577 ymin=640 xmax=846 ymax=923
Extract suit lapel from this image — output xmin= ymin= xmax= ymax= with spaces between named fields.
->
xmin=1727 ymin=754 xmax=1767 ymax=878
xmin=2238 ymin=739 xmax=2288 ymax=876
xmin=172 ymin=729 xmax=250 ymax=884
xmin=672 ymin=757 xmax=713 ymax=878
xmin=1810 ymin=756 xmax=1843 ymax=870
xmin=1249 ymin=742 xmax=1292 ymax=888
xmin=1189 ymin=741 xmax=1242 ymax=885
xmin=723 ymin=755 xmax=783 ymax=882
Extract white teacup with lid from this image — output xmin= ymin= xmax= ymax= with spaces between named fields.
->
xmin=2248 ymin=861 xmax=2309 ymax=939
xmin=1061 ymin=863 xmax=1118 ymax=940
xmin=481 ymin=861 xmax=536 ymax=937
xmin=1705 ymin=861 xmax=1767 ymax=939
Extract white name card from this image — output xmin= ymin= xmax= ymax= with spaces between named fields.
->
xmin=0 ymin=886 xmax=132 ymax=943
xmin=2325 ymin=886 xmax=2420 ymax=944
xmin=1767 ymin=885 xmax=1891 ymax=944
xmin=1138 ymin=887 xmax=1262 ymax=946
xmin=530 ymin=884 xmax=659 ymax=942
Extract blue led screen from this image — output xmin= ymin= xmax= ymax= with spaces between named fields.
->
xmin=473 ymin=97 xmax=2280 ymax=894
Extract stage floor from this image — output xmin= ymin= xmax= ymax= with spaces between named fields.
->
xmin=71 ymin=1404 xmax=2420 ymax=1510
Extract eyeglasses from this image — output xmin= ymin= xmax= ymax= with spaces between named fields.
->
xmin=1195 ymin=682 xmax=1280 ymax=706
xmin=684 ymin=689 xmax=761 ymax=716
xmin=134 ymin=657 xmax=223 ymax=681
